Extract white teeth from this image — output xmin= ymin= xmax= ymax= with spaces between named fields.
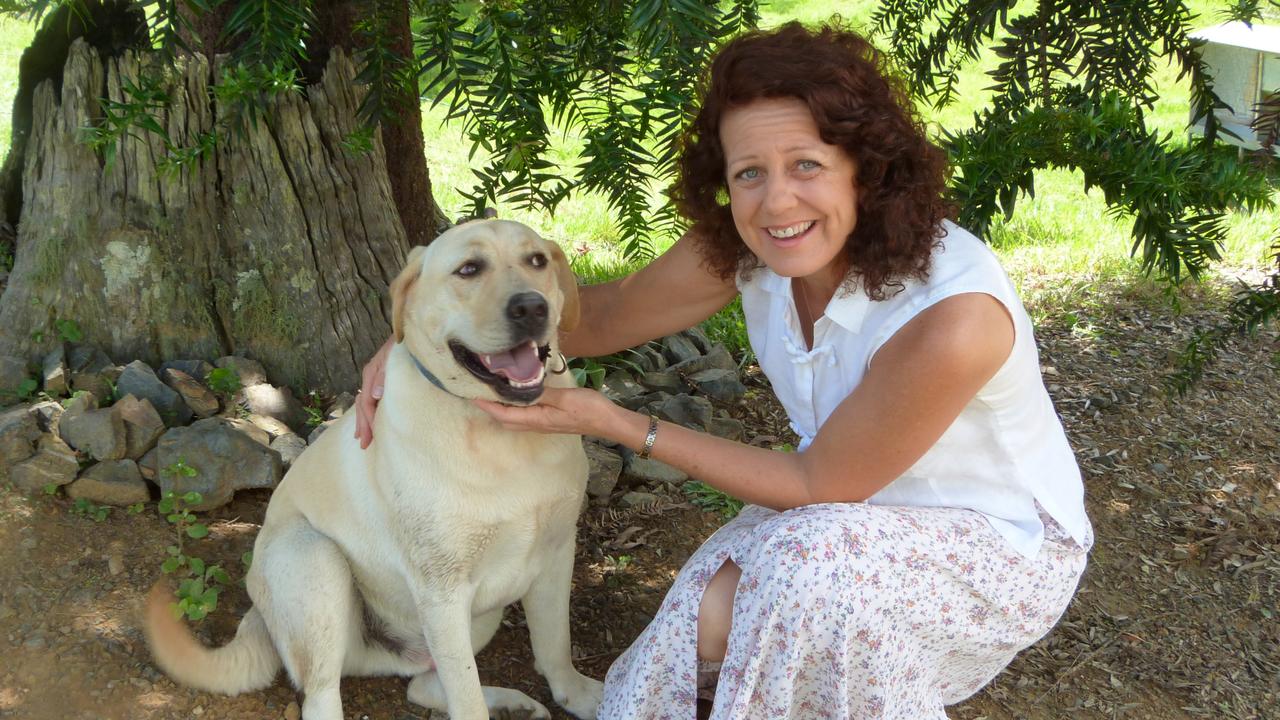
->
xmin=506 ymin=366 xmax=546 ymax=389
xmin=767 ymin=221 xmax=814 ymax=239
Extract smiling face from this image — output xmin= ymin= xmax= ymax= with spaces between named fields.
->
xmin=720 ymin=97 xmax=859 ymax=290
xmin=390 ymin=219 xmax=579 ymax=404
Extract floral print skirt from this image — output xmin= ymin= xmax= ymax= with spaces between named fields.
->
xmin=599 ymin=502 xmax=1090 ymax=720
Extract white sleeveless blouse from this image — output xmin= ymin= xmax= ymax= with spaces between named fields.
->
xmin=737 ymin=221 xmax=1091 ymax=558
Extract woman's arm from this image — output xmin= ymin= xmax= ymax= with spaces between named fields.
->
xmin=561 ymin=231 xmax=738 ymax=357
xmin=478 ymin=292 xmax=1014 ymax=509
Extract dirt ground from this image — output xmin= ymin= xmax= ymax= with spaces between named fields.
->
xmin=1 ymin=265 xmax=1277 ymax=720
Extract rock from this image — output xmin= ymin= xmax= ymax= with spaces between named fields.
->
xmin=601 ymin=371 xmax=646 ymax=402
xmin=155 ymin=417 xmax=282 ymax=510
xmin=28 ymin=400 xmax=64 ymax=434
xmin=327 ymin=392 xmax=356 ymax=420
xmin=0 ymin=405 xmax=42 ymax=483
xmin=682 ymin=327 xmax=714 ymax=354
xmin=1151 ymin=462 xmax=1169 ymax=476
xmin=68 ymin=460 xmax=149 ymax=506
xmin=114 ymin=395 xmax=166 ymax=459
xmin=639 ymin=370 xmax=686 ymax=394
xmin=705 ymin=416 xmax=745 ymax=442
xmin=632 ymin=344 xmax=667 ymax=372
xmin=159 ymin=359 xmax=214 ymax=382
xmin=225 ymin=418 xmax=272 ymax=447
xmin=648 ymin=394 xmax=714 ymax=430
xmin=687 ymin=368 xmax=747 ymax=402
xmin=660 ymin=334 xmax=701 ymax=365
xmin=59 ymin=395 xmax=128 ymax=461
xmin=160 ymin=368 xmax=219 ymax=418
xmin=137 ymin=447 xmax=158 ymax=481
xmin=669 ymin=344 xmax=737 ymax=375
xmin=247 ymin=413 xmax=292 ymax=439
xmin=308 ymin=419 xmax=335 ymax=445
xmin=584 ymin=441 xmax=623 ymax=499
xmin=9 ymin=434 xmax=78 ymax=493
xmin=242 ymin=384 xmax=308 ymax=434
xmin=116 ymin=360 xmax=192 ymax=427
xmin=42 ymin=345 xmax=68 ymax=396
xmin=270 ymin=433 xmax=307 ymax=467
xmin=66 ymin=345 xmax=116 ymax=400
xmin=624 ymin=456 xmax=688 ymax=487
xmin=0 ymin=354 xmax=30 ymax=394
xmin=620 ymin=491 xmax=659 ymax=508
xmin=214 ymin=356 xmax=267 ymax=387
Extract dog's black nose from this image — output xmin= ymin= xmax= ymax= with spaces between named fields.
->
xmin=506 ymin=292 xmax=548 ymax=336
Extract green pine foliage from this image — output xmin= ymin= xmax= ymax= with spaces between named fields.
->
xmin=873 ymin=0 xmax=1275 ymax=282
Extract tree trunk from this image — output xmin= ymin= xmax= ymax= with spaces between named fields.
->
xmin=0 ymin=39 xmax=415 ymax=393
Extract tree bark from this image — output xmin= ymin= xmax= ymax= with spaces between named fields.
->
xmin=0 ymin=39 xmax=413 ymax=393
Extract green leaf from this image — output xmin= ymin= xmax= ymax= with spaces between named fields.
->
xmin=208 ymin=566 xmax=231 ymax=586
xmin=161 ymin=557 xmax=182 ymax=574
xmin=188 ymin=556 xmax=205 ymax=576
xmin=186 ymin=523 xmax=209 ymax=539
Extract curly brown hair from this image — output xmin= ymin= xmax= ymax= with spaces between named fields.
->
xmin=674 ymin=22 xmax=951 ymax=300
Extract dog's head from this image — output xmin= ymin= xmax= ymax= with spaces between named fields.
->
xmin=389 ymin=219 xmax=580 ymax=405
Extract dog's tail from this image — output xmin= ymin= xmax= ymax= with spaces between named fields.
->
xmin=144 ymin=583 xmax=281 ymax=695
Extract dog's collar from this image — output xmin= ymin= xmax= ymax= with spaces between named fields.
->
xmin=406 ymin=350 xmax=465 ymax=399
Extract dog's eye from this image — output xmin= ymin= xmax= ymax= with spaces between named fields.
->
xmin=455 ymin=260 xmax=484 ymax=278
xmin=528 ymin=252 xmax=548 ymax=269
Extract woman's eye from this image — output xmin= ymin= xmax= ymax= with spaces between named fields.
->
xmin=528 ymin=252 xmax=548 ymax=268
xmin=797 ymin=160 xmax=820 ymax=172
xmin=734 ymin=167 xmax=761 ymax=182
xmin=456 ymin=261 xmax=482 ymax=277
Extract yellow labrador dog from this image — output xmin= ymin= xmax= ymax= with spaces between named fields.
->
xmin=145 ymin=219 xmax=603 ymax=720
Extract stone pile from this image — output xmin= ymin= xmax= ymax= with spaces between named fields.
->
xmin=1 ymin=346 xmax=338 ymax=511
xmin=581 ymin=328 xmax=749 ymax=508
xmin=1 ymin=329 xmax=750 ymax=511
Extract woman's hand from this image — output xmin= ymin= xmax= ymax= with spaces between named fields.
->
xmin=354 ymin=335 xmax=395 ymax=449
xmin=473 ymin=386 xmax=621 ymax=437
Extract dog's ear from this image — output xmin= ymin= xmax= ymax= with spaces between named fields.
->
xmin=547 ymin=242 xmax=580 ymax=333
xmin=390 ymin=245 xmax=429 ymax=343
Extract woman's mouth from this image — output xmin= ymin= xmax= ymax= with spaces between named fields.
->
xmin=765 ymin=220 xmax=815 ymax=246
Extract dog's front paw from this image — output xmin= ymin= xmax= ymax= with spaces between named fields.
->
xmin=550 ymin=671 xmax=605 ymax=720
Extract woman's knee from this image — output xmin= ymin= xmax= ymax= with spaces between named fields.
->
xmin=752 ymin=503 xmax=875 ymax=572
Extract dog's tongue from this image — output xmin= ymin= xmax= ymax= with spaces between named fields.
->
xmin=481 ymin=342 xmax=542 ymax=383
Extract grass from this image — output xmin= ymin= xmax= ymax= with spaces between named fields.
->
xmin=0 ymin=17 xmax=34 ymax=164
xmin=0 ymin=2 xmax=1275 ymax=337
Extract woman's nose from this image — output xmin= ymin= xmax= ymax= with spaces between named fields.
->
xmin=762 ymin=175 xmax=798 ymax=214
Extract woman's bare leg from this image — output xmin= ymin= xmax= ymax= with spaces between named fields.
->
xmin=697 ymin=559 xmax=742 ymax=661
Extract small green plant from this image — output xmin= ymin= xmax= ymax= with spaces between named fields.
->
xmin=683 ymin=481 xmax=744 ymax=519
xmin=570 ymin=358 xmax=608 ymax=389
xmin=42 ymin=483 xmax=59 ymax=496
xmin=54 ymin=318 xmax=83 ymax=343
xmin=303 ymin=390 xmax=327 ymax=427
xmin=127 ymin=502 xmax=146 ymax=514
xmin=602 ymin=553 xmax=635 ymax=588
xmin=71 ymin=497 xmax=111 ymax=522
xmin=205 ymin=367 xmax=242 ymax=396
xmin=158 ymin=489 xmax=228 ymax=621
xmin=60 ymin=389 xmax=90 ymax=408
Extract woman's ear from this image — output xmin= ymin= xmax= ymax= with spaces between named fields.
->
xmin=546 ymin=242 xmax=580 ymax=333
xmin=389 ymin=245 xmax=429 ymax=343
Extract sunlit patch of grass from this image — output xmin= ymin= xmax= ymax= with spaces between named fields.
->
xmin=0 ymin=17 xmax=35 ymax=163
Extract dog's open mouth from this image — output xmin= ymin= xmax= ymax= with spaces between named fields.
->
xmin=449 ymin=339 xmax=552 ymax=403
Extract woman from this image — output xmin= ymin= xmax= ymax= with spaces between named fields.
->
xmin=357 ymin=22 xmax=1091 ymax=720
